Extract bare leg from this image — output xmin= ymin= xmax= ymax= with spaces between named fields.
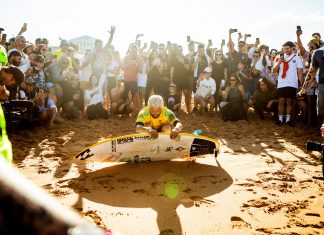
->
xmin=286 ymin=98 xmax=293 ymax=115
xmin=278 ymin=98 xmax=285 ymax=116
xmin=208 ymin=96 xmax=215 ymax=114
xmin=183 ymin=90 xmax=192 ymax=113
xmin=132 ymin=92 xmax=140 ymax=115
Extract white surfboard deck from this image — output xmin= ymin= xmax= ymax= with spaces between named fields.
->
xmin=75 ymin=133 xmax=220 ymax=163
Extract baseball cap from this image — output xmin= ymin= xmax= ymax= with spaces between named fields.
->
xmin=15 ymin=35 xmax=25 ymax=42
xmin=24 ymin=77 xmax=36 ymax=84
xmin=169 ymin=83 xmax=177 ymax=88
xmin=34 ymin=54 xmax=45 ymax=63
xmin=204 ymin=67 xmax=212 ymax=73
xmin=45 ymin=82 xmax=55 ymax=90
xmin=60 ymin=39 xmax=68 ymax=46
xmin=308 ymin=35 xmax=320 ymax=47
xmin=4 ymin=66 xmax=25 ymax=86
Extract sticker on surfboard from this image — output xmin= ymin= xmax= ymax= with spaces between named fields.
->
xmin=75 ymin=133 xmax=220 ymax=163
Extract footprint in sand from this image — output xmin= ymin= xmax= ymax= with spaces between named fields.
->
xmin=133 ymin=189 xmax=148 ymax=194
xmin=117 ymin=177 xmax=140 ymax=184
xmin=159 ymin=229 xmax=175 ymax=235
xmin=304 ymin=212 xmax=320 ymax=217
xmin=190 ymin=196 xmax=215 ymax=207
xmin=230 ymin=216 xmax=251 ymax=229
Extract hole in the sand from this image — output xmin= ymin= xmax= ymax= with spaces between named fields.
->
xmin=231 ymin=216 xmax=244 ymax=222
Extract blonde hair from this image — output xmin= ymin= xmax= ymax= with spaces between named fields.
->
xmin=148 ymin=95 xmax=164 ymax=107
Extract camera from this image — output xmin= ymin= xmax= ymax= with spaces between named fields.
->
xmin=187 ymin=36 xmax=191 ymax=42
xmin=307 ymin=140 xmax=324 ymax=152
xmin=229 ymin=29 xmax=237 ymax=33
xmin=1 ymin=33 xmax=7 ymax=41
xmin=221 ymin=39 xmax=225 ymax=46
xmin=306 ymin=140 xmax=324 ymax=177
xmin=245 ymin=34 xmax=251 ymax=37
xmin=297 ymin=25 xmax=302 ymax=31
xmin=208 ymin=39 xmax=212 ymax=45
xmin=280 ymin=53 xmax=284 ymax=60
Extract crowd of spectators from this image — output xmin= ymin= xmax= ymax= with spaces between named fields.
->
xmin=0 ymin=23 xmax=323 ymax=133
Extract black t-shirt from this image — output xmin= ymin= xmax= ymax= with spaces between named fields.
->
xmin=61 ymin=81 xmax=84 ymax=109
xmin=227 ymin=50 xmax=250 ymax=76
xmin=170 ymin=54 xmax=188 ymax=85
xmin=311 ymin=47 xmax=324 ymax=84
xmin=211 ymin=60 xmax=228 ymax=82
xmin=197 ymin=55 xmax=209 ymax=77
xmin=253 ymin=88 xmax=278 ymax=104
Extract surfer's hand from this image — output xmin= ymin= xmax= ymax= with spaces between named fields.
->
xmin=170 ymin=128 xmax=180 ymax=140
xmin=149 ymin=128 xmax=158 ymax=139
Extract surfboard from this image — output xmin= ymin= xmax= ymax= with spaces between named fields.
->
xmin=75 ymin=133 xmax=220 ymax=163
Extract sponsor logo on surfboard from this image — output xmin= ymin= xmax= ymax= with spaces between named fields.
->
xmin=75 ymin=149 xmax=94 ymax=160
xmin=117 ymin=137 xmax=134 ymax=144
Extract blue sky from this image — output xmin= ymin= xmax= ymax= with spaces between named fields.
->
xmin=1 ymin=0 xmax=323 ymax=54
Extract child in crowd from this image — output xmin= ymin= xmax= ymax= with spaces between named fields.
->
xmin=166 ymin=83 xmax=181 ymax=115
xmin=34 ymin=84 xmax=63 ymax=128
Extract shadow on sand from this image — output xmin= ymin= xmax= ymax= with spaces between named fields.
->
xmin=63 ymin=159 xmax=232 ymax=234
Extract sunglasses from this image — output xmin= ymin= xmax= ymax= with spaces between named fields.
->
xmin=230 ymin=79 xmax=236 ymax=81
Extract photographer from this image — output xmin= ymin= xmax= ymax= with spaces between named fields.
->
xmin=31 ymin=55 xmax=46 ymax=90
xmin=299 ymin=43 xmax=324 ymax=135
xmin=0 ymin=65 xmax=25 ymax=101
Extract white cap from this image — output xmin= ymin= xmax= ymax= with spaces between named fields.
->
xmin=204 ymin=67 xmax=212 ymax=73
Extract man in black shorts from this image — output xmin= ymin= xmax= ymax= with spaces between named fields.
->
xmin=272 ymin=41 xmax=304 ymax=126
xmin=122 ymin=44 xmax=143 ymax=114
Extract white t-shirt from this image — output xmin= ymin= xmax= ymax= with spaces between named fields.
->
xmin=251 ymin=58 xmax=264 ymax=72
xmin=277 ymin=54 xmax=303 ymax=89
xmin=195 ymin=77 xmax=216 ymax=98
xmin=137 ymin=63 xmax=148 ymax=87
xmin=106 ymin=60 xmax=119 ymax=77
xmin=80 ymin=57 xmax=92 ymax=82
xmin=85 ymin=86 xmax=104 ymax=106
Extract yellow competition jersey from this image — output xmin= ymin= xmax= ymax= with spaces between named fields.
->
xmin=53 ymin=50 xmax=73 ymax=70
xmin=136 ymin=106 xmax=179 ymax=130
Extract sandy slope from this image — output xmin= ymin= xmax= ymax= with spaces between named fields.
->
xmin=11 ymin=112 xmax=324 ymax=235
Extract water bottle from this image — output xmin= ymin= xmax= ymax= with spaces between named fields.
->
xmin=193 ymin=129 xmax=202 ymax=135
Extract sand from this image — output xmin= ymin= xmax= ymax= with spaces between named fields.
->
xmin=11 ymin=111 xmax=324 ymax=235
